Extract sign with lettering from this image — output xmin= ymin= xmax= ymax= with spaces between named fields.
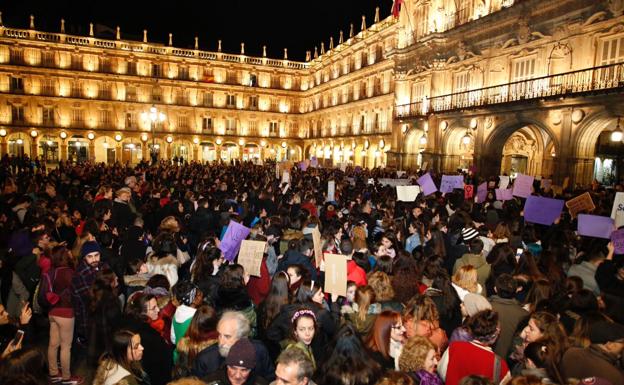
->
xmin=440 ymin=175 xmax=464 ymax=193
xmin=566 ymin=192 xmax=595 ymax=218
xmin=611 ymin=192 xmax=624 ymax=229
xmin=238 ymin=240 xmax=266 ymax=277
xmin=499 ymin=176 xmax=510 ymax=190
xmin=220 ymin=221 xmax=251 ymax=262
xmin=397 ymin=185 xmax=421 ymax=202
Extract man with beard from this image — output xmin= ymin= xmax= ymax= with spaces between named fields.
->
xmin=193 ymin=311 xmax=275 ymax=381
xmin=70 ymin=241 xmax=106 ymax=345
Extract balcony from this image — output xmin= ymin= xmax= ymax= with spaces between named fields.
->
xmin=395 ymin=62 xmax=624 ymax=119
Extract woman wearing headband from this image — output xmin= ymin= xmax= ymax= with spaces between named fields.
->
xmin=281 ymin=308 xmax=317 ymax=370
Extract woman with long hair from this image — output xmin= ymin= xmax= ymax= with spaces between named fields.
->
xmin=368 ymin=272 xmax=403 ymax=312
xmin=93 ymin=329 xmax=149 ymax=385
xmin=451 ymin=265 xmax=481 ymax=300
xmin=88 ymin=268 xmax=123 ymax=366
xmin=402 ymin=294 xmax=447 ymax=353
xmin=424 ymin=268 xmax=462 ymax=338
xmin=344 ymin=285 xmax=380 ymax=336
xmin=315 ymin=324 xmax=383 ymax=385
xmin=190 ymin=245 xmax=224 ymax=305
xmin=257 ymin=271 xmax=291 ymax=359
xmin=511 ymin=311 xmax=568 ymax=372
xmin=46 ymin=246 xmax=79 ymax=384
xmin=282 ymin=308 xmax=318 ymax=369
xmin=522 ymin=279 xmax=552 ymax=313
xmin=365 ymin=310 xmax=406 ymax=371
xmin=215 ymin=264 xmax=257 ymax=336
xmin=173 ymin=304 xmax=218 ymax=379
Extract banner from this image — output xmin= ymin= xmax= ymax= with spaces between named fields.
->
xmin=397 ymin=185 xmax=421 ymax=202
xmin=378 ymin=178 xmax=411 ymax=187
xmin=219 ymin=221 xmax=251 ymax=262
xmin=323 ymin=253 xmax=347 ymax=297
xmin=237 ymin=240 xmax=266 ymax=277
xmin=566 ymin=192 xmax=595 ymax=218
xmin=524 ymin=195 xmax=564 ymax=225
xmin=578 ymin=214 xmax=614 ymax=239
xmin=417 ymin=173 xmax=437 ymax=196
xmin=512 ymin=174 xmax=534 ymax=198
xmin=440 ymin=175 xmax=464 ymax=193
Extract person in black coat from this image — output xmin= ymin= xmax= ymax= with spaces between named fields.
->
xmin=277 ymin=238 xmax=317 ymax=281
xmin=111 ymin=187 xmax=136 ymax=233
xmin=122 ymin=292 xmax=173 ymax=385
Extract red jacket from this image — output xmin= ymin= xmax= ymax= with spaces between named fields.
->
xmin=247 ymin=257 xmax=270 ymax=305
xmin=347 ymin=260 xmax=367 ymax=287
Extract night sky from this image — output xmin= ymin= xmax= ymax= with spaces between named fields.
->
xmin=2 ymin=0 xmax=393 ymax=61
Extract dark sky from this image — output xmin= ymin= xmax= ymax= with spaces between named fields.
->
xmin=2 ymin=0 xmax=393 ymax=61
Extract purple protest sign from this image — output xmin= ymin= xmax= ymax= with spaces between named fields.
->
xmin=299 ymin=161 xmax=308 ymax=171
xmin=524 ymin=195 xmax=564 ymax=225
xmin=219 ymin=220 xmax=251 ymax=262
xmin=310 ymin=157 xmax=318 ymax=168
xmin=612 ymin=229 xmax=624 ymax=254
xmin=578 ymin=214 xmax=614 ymax=239
xmin=495 ymin=189 xmax=514 ymax=201
xmin=354 ymin=166 xmax=362 ymax=173
xmin=476 ymin=182 xmax=488 ymax=203
xmin=417 ymin=173 xmax=437 ymax=196
xmin=512 ymin=174 xmax=534 ymax=198
xmin=440 ymin=175 xmax=464 ymax=193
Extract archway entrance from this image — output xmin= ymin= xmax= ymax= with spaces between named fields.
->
xmin=593 ymin=131 xmax=623 ymax=185
xmin=404 ymin=129 xmax=426 ymax=169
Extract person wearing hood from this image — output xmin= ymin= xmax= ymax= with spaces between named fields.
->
xmin=277 ymin=238 xmax=317 ymax=282
xmin=453 ymin=237 xmax=490 ymax=290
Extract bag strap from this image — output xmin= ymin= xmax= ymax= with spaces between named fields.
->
xmin=493 ymin=354 xmax=501 ymax=384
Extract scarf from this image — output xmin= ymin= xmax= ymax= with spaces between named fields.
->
xmin=416 ymin=370 xmax=444 ymax=385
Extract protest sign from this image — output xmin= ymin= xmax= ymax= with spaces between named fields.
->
xmin=311 ymin=157 xmax=318 ymax=167
xmin=476 ymin=182 xmax=488 ymax=203
xmin=499 ymin=176 xmax=510 ymax=190
xmin=327 ymin=180 xmax=335 ymax=201
xmin=220 ymin=221 xmax=251 ymax=262
xmin=612 ymin=229 xmax=624 ymax=254
xmin=238 ymin=240 xmax=265 ymax=276
xmin=323 ymin=253 xmax=347 ymax=297
xmin=417 ymin=173 xmax=437 ymax=196
xmin=378 ymin=179 xmax=410 ymax=187
xmin=311 ymin=226 xmax=324 ymax=268
xmin=524 ymin=195 xmax=564 ymax=225
xmin=512 ymin=174 xmax=534 ymax=198
xmin=566 ymin=192 xmax=595 ymax=218
xmin=440 ymin=175 xmax=464 ymax=193
xmin=397 ymin=185 xmax=421 ymax=202
xmin=495 ymin=189 xmax=514 ymax=201
xmin=299 ymin=161 xmax=308 ymax=171
xmin=464 ymin=185 xmax=474 ymax=199
xmin=611 ymin=192 xmax=624 ymax=229
xmin=578 ymin=214 xmax=614 ymax=239
xmin=281 ymin=171 xmax=290 ymax=184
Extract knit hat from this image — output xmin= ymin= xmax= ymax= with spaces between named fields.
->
xmin=461 ymin=227 xmax=479 ymax=242
xmin=463 ymin=293 xmax=492 ymax=317
xmin=81 ymin=241 xmax=101 ymax=258
xmin=589 ymin=321 xmax=624 ymax=344
xmin=225 ymin=339 xmax=256 ymax=369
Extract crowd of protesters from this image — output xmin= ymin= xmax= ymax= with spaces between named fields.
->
xmin=0 ymin=156 xmax=622 ymax=385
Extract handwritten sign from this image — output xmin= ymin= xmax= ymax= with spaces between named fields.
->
xmin=440 ymin=175 xmax=464 ymax=193
xmin=219 ymin=221 xmax=251 ymax=262
xmin=323 ymin=253 xmax=347 ymax=297
xmin=612 ymin=228 xmax=624 ymax=254
xmin=578 ymin=214 xmax=614 ymax=239
xmin=476 ymin=182 xmax=488 ymax=203
xmin=312 ymin=227 xmax=324 ymax=268
xmin=417 ymin=173 xmax=437 ymax=196
xmin=524 ymin=195 xmax=564 ymax=225
xmin=327 ymin=180 xmax=335 ymax=201
xmin=495 ymin=188 xmax=514 ymax=201
xmin=282 ymin=171 xmax=290 ymax=184
xmin=464 ymin=185 xmax=474 ymax=200
xmin=397 ymin=185 xmax=421 ymax=202
xmin=499 ymin=176 xmax=510 ymax=190
xmin=378 ymin=179 xmax=411 ymax=187
xmin=238 ymin=240 xmax=266 ymax=277
xmin=512 ymin=174 xmax=534 ymax=198
xmin=611 ymin=192 xmax=624 ymax=229
xmin=566 ymin=192 xmax=595 ymax=218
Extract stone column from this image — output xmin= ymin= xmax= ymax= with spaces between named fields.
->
xmin=554 ymin=109 xmax=573 ymax=185
xmin=60 ymin=142 xmax=68 ymax=161
xmin=88 ymin=141 xmax=95 ymax=162
xmin=0 ymin=139 xmax=7 ymax=156
xmin=30 ymin=137 xmax=38 ymax=159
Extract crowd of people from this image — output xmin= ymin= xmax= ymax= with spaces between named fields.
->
xmin=0 ymin=157 xmax=622 ymax=385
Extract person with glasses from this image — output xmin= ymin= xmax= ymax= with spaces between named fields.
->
xmin=365 ymin=310 xmax=406 ymax=371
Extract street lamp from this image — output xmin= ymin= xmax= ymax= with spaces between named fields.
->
xmin=142 ymin=105 xmax=166 ymax=162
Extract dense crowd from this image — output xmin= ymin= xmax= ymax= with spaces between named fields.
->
xmin=0 ymin=157 xmax=622 ymax=385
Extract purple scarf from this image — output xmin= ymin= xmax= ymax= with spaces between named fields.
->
xmin=415 ymin=370 xmax=444 ymax=385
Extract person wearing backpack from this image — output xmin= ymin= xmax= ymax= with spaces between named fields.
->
xmin=45 ymin=246 xmax=82 ymax=385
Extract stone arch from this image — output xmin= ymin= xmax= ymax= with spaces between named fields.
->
xmin=572 ymin=109 xmax=611 ymax=159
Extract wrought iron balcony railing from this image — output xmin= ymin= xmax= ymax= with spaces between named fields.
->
xmin=395 ymin=62 xmax=624 ymax=119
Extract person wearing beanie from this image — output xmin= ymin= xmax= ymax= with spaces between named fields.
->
xmin=203 ymin=338 xmax=268 ymax=385
xmin=71 ymin=240 xmax=108 ymax=344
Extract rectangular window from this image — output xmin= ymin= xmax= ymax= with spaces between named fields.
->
xmin=99 ymin=84 xmax=111 ymax=99
xmin=512 ymin=57 xmax=536 ymax=82
xmin=271 ymin=98 xmax=279 ymax=111
xmin=178 ymin=66 xmax=189 ymax=80
xmin=269 ymin=121 xmax=278 ymax=136
xmin=72 ymin=109 xmax=84 ymax=126
xmin=249 ymin=95 xmax=258 ymax=110
xmin=202 ymin=117 xmax=213 ymax=130
xmin=226 ymin=94 xmax=236 ymax=108
xmin=249 ymin=74 xmax=258 ymax=87
xmin=99 ymin=110 xmax=111 ymax=126
xmin=71 ymin=81 xmax=81 ymax=97
xmin=453 ymin=72 xmax=470 ymax=92
xmin=42 ymin=107 xmax=55 ymax=125
xmin=71 ymin=55 xmax=82 ymax=70
xmin=203 ymin=92 xmax=213 ymax=107
xmin=177 ymin=115 xmax=189 ymax=129
xmin=126 ymin=112 xmax=135 ymax=128
xmin=10 ymin=77 xmax=24 ymax=92
xmin=600 ymin=36 xmax=624 ymax=65
xmin=10 ymin=49 xmax=23 ymax=64
xmin=412 ymin=82 xmax=426 ymax=102
xmin=226 ymin=118 xmax=236 ymax=134
xmin=100 ymin=57 xmax=111 ymax=73
xmin=127 ymin=61 xmax=137 ymax=75
xmin=126 ymin=86 xmax=137 ymax=101
xmin=248 ymin=120 xmax=257 ymax=135
xmin=11 ymin=106 xmax=24 ymax=123
xmin=152 ymin=88 xmax=162 ymax=102
xmin=152 ymin=63 xmax=162 ymax=78
xmin=42 ymin=51 xmax=55 ymax=67
xmin=42 ymin=79 xmax=55 ymax=96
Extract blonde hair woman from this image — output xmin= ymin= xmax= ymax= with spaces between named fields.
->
xmin=368 ymin=272 xmax=403 ymax=312
xmin=451 ymin=265 xmax=482 ymax=300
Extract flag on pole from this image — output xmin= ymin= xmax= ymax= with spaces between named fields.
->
xmin=392 ymin=0 xmax=404 ymax=18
